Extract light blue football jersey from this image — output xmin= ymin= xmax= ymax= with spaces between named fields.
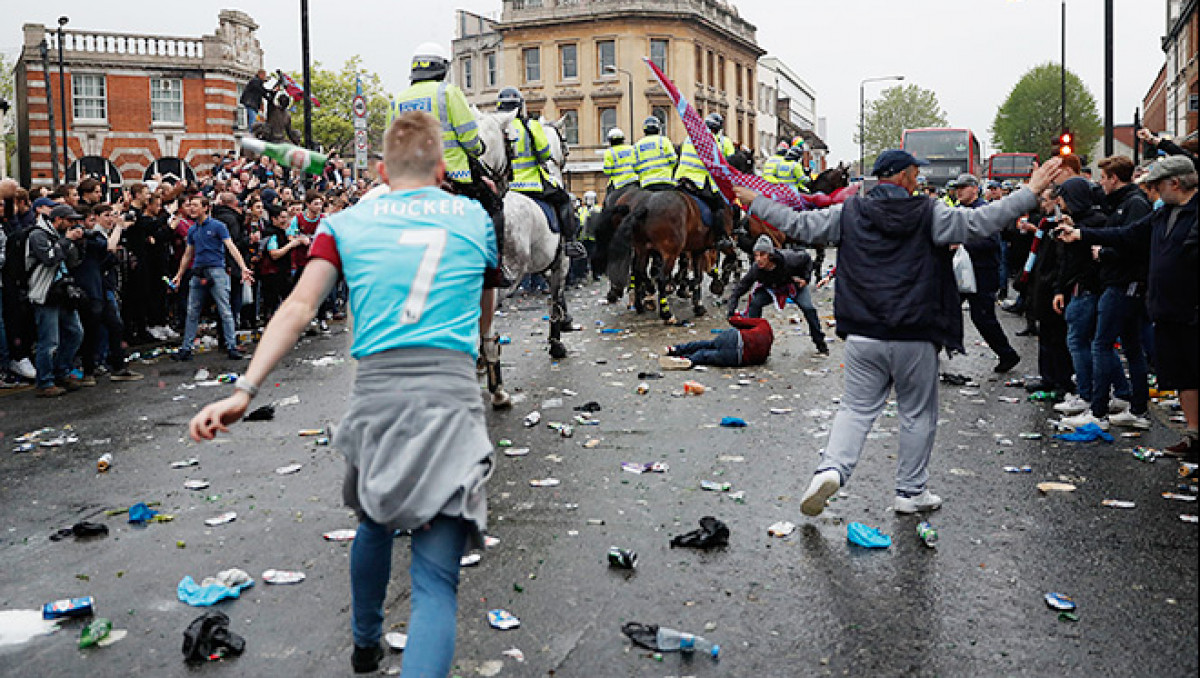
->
xmin=311 ymin=187 xmax=497 ymax=359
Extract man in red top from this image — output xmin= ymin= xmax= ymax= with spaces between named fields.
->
xmin=287 ymin=193 xmax=322 ymax=275
xmin=661 ymin=314 xmax=774 ymax=368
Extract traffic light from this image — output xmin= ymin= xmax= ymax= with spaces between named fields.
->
xmin=1056 ymin=131 xmax=1073 ymax=156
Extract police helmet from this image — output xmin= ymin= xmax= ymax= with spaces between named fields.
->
xmin=642 ymin=116 xmax=662 ymax=135
xmin=410 ymin=42 xmax=449 ymax=82
xmin=705 ymin=113 xmax=724 ymax=133
xmin=916 ymin=175 xmax=928 ymax=185
xmin=607 ymin=127 xmax=626 ymax=144
xmin=584 ymin=190 xmax=597 ymax=204
xmin=784 ymin=145 xmax=804 ymax=161
xmin=775 ymin=141 xmax=790 ymax=155
xmin=496 ymin=87 xmax=524 ymax=113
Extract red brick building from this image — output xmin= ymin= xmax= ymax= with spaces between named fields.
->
xmin=1142 ymin=0 xmax=1198 ymax=143
xmin=13 ymin=10 xmax=262 ymax=191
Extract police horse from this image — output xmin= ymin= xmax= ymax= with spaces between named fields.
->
xmin=475 ymin=109 xmax=574 ymax=360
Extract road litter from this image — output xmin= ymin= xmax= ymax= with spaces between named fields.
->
xmin=460 ymin=553 xmax=482 ymax=567
xmin=127 ymin=502 xmax=159 ymax=523
xmin=323 ymin=529 xmax=357 ymax=541
xmin=261 ymin=570 xmax=305 ymax=584
xmin=177 ymin=569 xmax=254 ymax=607
xmin=0 ymin=610 xmax=61 ymax=647
xmin=1037 ymin=482 xmax=1077 ymax=493
xmin=504 ymin=447 xmax=530 ymax=457
xmin=171 ymin=458 xmax=200 ymax=469
xmin=244 ymin=405 xmax=275 ymax=421
xmin=277 ymin=394 xmax=301 ymax=407
xmin=502 ymin=647 xmax=526 ymax=662
xmin=1101 ymin=499 xmax=1136 ymax=509
xmin=1055 ymin=423 xmax=1113 ymax=442
xmin=622 ymin=462 xmax=668 ymax=474
xmin=719 ymin=417 xmax=747 ymax=428
xmin=670 ymin=516 xmax=729 ymax=549
xmin=487 ymin=609 xmax=521 ymax=630
xmin=1132 ymin=446 xmax=1164 ymax=462
xmin=1003 ymin=466 xmax=1033 ymax=473
xmin=184 ymin=479 xmax=210 ymax=490
xmin=573 ymin=401 xmax=602 ymax=412
xmin=275 ymin=463 xmax=303 ymax=475
xmin=385 ymin=632 xmax=408 ymax=651
xmin=306 ymin=356 xmax=344 ymax=367
xmin=1162 ymin=492 xmax=1197 ymax=502
xmin=700 ymin=480 xmax=731 ymax=492
xmin=1044 ymin=592 xmax=1076 ymax=611
xmin=767 ymin=521 xmax=795 ymax=537
xmin=529 ymin=478 xmax=561 ymax=487
xmin=523 ymin=411 xmax=541 ymax=427
xmin=683 ymin=380 xmax=706 ymax=395
xmin=204 ymin=512 xmax=237 ymax=526
xmin=607 ymin=546 xmax=638 ymax=569
xmin=847 ymin=522 xmax=891 ymax=548
xmin=50 ymin=521 xmax=109 ymax=541
xmin=181 ymin=610 xmax=245 ymax=664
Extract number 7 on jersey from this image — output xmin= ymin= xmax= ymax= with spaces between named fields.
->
xmin=397 ymin=229 xmax=447 ymax=325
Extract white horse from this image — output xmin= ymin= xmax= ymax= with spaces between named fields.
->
xmin=475 ymin=109 xmax=573 ymax=360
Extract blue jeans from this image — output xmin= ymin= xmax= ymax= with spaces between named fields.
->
xmin=351 ymin=515 xmax=467 ymax=677
xmin=1064 ymin=292 xmax=1098 ymax=401
xmin=33 ymin=303 xmax=83 ymax=389
xmin=1091 ymin=286 xmax=1145 ymax=416
xmin=246 ymin=105 xmax=259 ymax=129
xmin=674 ymin=329 xmax=742 ymax=367
xmin=181 ymin=267 xmax=237 ymax=353
xmin=0 ymin=290 xmax=9 ymax=366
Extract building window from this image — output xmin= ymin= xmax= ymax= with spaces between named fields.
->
xmin=735 ymin=64 xmax=742 ymax=98
xmin=597 ymin=40 xmax=615 ymax=76
xmin=707 ymin=51 xmax=714 ymax=87
xmin=599 ymin=107 xmax=617 ymax=142
xmin=562 ymin=109 xmax=579 ymax=145
xmin=486 ymin=52 xmax=497 ymax=88
xmin=151 ymin=77 xmax=183 ymax=124
xmin=462 ymin=57 xmax=473 ymax=90
xmin=695 ymin=44 xmax=703 ymax=84
xmin=652 ymin=105 xmax=670 ymax=137
xmin=650 ymin=39 xmax=668 ymax=73
xmin=72 ymin=73 xmax=106 ymax=122
xmin=718 ymin=55 xmax=725 ymax=92
xmin=560 ymin=44 xmax=578 ymax=80
xmin=746 ymin=67 xmax=753 ymax=105
xmin=736 ymin=117 xmax=743 ymax=146
xmin=523 ymin=47 xmax=541 ymax=83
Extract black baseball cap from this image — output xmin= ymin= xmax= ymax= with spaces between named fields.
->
xmin=872 ymin=149 xmax=929 ymax=177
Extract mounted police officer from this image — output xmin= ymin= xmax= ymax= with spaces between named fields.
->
xmin=496 ymin=87 xmax=586 ymax=259
xmin=602 ymin=127 xmax=639 ymax=208
xmin=390 ymin=42 xmax=511 ymax=287
xmin=762 ymin=141 xmax=788 ymax=184
xmin=674 ymin=113 xmax=735 ymax=250
xmin=633 ymin=116 xmax=676 ymax=191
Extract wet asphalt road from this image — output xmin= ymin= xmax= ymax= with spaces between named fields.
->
xmin=0 ymin=276 xmax=1196 ymax=678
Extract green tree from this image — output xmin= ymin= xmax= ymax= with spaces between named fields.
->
xmin=991 ymin=63 xmax=1102 ymax=162
xmin=288 ymin=56 xmax=390 ymax=157
xmin=855 ymin=84 xmax=948 ymax=171
xmin=2 ymin=52 xmax=16 ymax=176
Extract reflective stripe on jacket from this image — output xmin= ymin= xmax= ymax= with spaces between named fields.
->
xmin=390 ymin=79 xmax=481 ymax=183
xmin=603 ymin=144 xmax=638 ymax=189
xmin=633 ymin=135 xmax=676 ymax=186
xmin=674 ymin=134 xmax=733 ymax=189
xmin=761 ymin=155 xmax=784 ymax=184
xmin=510 ymin=117 xmax=553 ymax=193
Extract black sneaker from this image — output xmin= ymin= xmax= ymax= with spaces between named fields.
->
xmin=227 ymin=349 xmax=246 ymax=360
xmin=350 ymin=644 xmax=384 ymax=673
xmin=171 ymin=350 xmax=193 ymax=362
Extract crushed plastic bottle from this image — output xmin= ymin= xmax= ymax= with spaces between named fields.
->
xmin=78 ymin=617 xmax=112 ymax=649
xmin=916 ymin=521 xmax=939 ymax=548
xmin=655 ymin=627 xmax=720 ymax=659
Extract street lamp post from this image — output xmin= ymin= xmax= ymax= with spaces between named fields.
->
xmin=56 ymin=16 xmax=69 ymax=178
xmin=859 ymin=75 xmax=904 ymax=177
xmin=604 ymin=65 xmax=635 ymax=137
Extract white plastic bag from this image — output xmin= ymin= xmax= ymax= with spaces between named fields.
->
xmin=952 ymin=246 xmax=976 ymax=294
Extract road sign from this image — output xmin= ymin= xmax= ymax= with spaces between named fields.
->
xmin=354 ymin=77 xmax=368 ymax=172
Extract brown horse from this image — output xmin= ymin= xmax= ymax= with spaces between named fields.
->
xmin=626 ymin=190 xmax=724 ymax=322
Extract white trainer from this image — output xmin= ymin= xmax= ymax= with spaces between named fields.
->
xmin=658 ymin=356 xmax=693 ymax=370
xmin=1059 ymin=410 xmax=1110 ymax=430
xmin=1108 ymin=397 xmax=1130 ymax=413
xmin=10 ymin=358 xmax=36 ymax=380
xmin=1053 ymin=394 xmax=1090 ymax=415
xmin=1108 ymin=410 xmax=1150 ymax=429
xmin=800 ymin=469 xmax=841 ymax=517
xmin=894 ymin=490 xmax=943 ymax=514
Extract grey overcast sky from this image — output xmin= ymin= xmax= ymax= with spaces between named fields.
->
xmin=4 ymin=1 xmax=1168 ymax=164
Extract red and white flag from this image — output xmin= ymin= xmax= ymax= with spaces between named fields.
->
xmin=642 ymin=58 xmax=853 ymax=211
xmin=279 ymin=71 xmax=321 ymax=108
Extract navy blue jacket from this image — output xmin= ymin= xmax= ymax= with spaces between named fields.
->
xmin=960 ymin=196 xmax=1003 ymax=295
xmin=1081 ymin=192 xmax=1197 ymax=326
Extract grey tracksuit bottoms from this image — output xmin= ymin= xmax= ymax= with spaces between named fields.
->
xmin=817 ymin=335 xmax=939 ymax=495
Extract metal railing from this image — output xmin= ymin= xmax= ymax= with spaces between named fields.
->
xmin=45 ymin=29 xmax=204 ymax=60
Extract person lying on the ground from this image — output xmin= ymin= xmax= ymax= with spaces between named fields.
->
xmin=661 ymin=313 xmax=773 ymax=368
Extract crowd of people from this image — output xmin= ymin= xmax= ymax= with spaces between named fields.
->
xmin=0 ymin=149 xmax=381 ymax=396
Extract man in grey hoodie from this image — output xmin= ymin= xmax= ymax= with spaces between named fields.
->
xmin=26 ymin=204 xmax=86 ymax=397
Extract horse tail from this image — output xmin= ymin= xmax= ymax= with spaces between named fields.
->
xmin=591 ymin=204 xmax=627 ymax=274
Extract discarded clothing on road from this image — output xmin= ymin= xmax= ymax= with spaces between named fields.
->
xmin=1055 ymin=422 xmax=1114 ymax=443
xmin=670 ymin=516 xmax=730 ymax=549
xmin=181 ymin=610 xmax=245 ymax=663
xmin=177 ymin=569 xmax=255 ymax=607
xmin=49 ymin=521 xmax=109 ymax=541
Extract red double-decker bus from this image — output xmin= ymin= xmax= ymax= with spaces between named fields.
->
xmin=987 ymin=152 xmax=1038 ymax=182
xmin=901 ymin=128 xmax=982 ymax=187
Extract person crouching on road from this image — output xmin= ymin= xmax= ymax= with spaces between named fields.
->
xmin=663 ymin=313 xmax=773 ymax=369
xmin=733 ymin=151 xmax=1066 ymax=516
xmin=189 ymin=111 xmax=497 ymax=677
xmin=725 ymin=234 xmax=828 ymax=355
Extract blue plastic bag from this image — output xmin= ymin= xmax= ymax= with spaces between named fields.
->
xmin=177 ymin=575 xmax=254 ymax=607
xmin=1054 ymin=422 xmax=1114 ymax=443
xmin=127 ymin=502 xmax=158 ymax=524
xmin=719 ymin=417 xmax=747 ymax=428
xmin=847 ymin=522 xmax=892 ymax=548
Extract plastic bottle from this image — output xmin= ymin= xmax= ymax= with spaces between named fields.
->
xmin=916 ymin=521 xmax=939 ymax=548
xmin=239 ymin=137 xmax=327 ymax=175
xmin=655 ymin=627 xmax=720 ymax=659
xmin=79 ymin=618 xmax=112 ymax=648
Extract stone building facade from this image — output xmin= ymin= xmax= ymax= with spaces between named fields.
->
xmin=13 ymin=10 xmax=263 ymax=191
xmin=452 ymin=0 xmax=765 ymax=199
